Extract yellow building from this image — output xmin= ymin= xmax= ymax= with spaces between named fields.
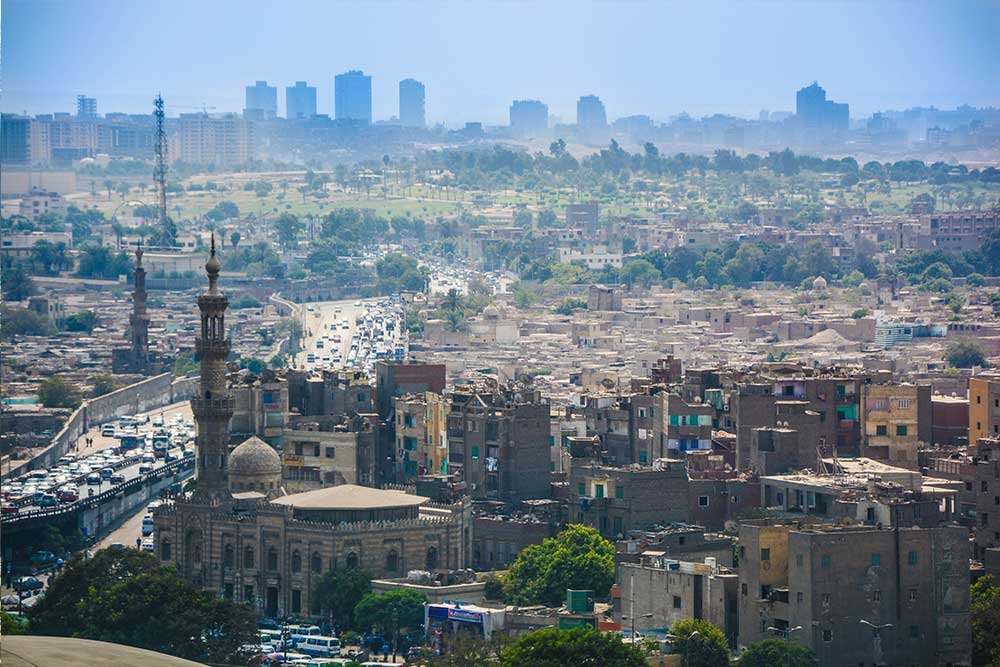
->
xmin=970 ymin=376 xmax=1000 ymax=444
xmin=394 ymin=391 xmax=449 ymax=479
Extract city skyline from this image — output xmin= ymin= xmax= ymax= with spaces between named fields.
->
xmin=2 ymin=0 xmax=999 ymax=123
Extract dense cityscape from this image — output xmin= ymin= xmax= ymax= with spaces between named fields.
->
xmin=2 ymin=1 xmax=1000 ymax=666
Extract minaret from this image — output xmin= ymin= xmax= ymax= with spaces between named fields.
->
xmin=191 ymin=236 xmax=233 ymax=505
xmin=129 ymin=241 xmax=150 ymax=373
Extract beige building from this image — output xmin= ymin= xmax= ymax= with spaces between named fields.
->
xmin=178 ymin=113 xmax=253 ymax=168
xmin=394 ymin=391 xmax=449 ymax=480
xmin=860 ymin=383 xmax=931 ymax=468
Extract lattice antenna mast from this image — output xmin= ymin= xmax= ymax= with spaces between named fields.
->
xmin=153 ymin=94 xmax=173 ymax=246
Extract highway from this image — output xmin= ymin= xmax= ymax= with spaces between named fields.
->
xmin=1 ymin=402 xmax=194 ymax=518
xmin=293 ymin=296 xmax=408 ymax=382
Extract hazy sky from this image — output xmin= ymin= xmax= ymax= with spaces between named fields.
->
xmin=2 ymin=0 xmax=999 ymax=124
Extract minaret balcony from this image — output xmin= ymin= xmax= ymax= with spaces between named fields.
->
xmin=195 ymin=338 xmax=231 ymax=355
xmin=191 ymin=395 xmax=235 ymax=419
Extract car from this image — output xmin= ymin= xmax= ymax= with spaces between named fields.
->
xmin=108 ymin=542 xmax=125 ymax=550
xmin=85 ymin=473 xmax=102 ymax=485
xmin=110 ymin=473 xmax=126 ymax=484
xmin=13 ymin=576 xmax=44 ymax=592
xmin=100 ymin=467 xmax=114 ymax=480
xmin=141 ymin=514 xmax=155 ymax=536
xmin=141 ymin=539 xmax=155 ymax=553
xmin=101 ymin=424 xmax=117 ymax=437
xmin=56 ymin=488 xmax=79 ymax=503
xmin=138 ymin=463 xmax=153 ymax=474
xmin=134 ymin=413 xmax=149 ymax=424
xmin=37 ymin=493 xmax=59 ymax=507
xmin=2 ymin=503 xmax=19 ymax=515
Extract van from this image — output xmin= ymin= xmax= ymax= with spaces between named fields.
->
xmin=300 ymin=636 xmax=341 ymax=657
xmin=286 ymin=624 xmax=322 ymax=648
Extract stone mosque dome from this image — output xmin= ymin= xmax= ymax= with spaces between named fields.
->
xmin=229 ymin=436 xmax=282 ymax=497
xmin=812 ymin=276 xmax=828 ymax=291
xmin=483 ymin=303 xmax=501 ymax=319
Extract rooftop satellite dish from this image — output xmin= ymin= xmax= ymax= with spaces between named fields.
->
xmin=601 ymin=377 xmax=617 ymax=390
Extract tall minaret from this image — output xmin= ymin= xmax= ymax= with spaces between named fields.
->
xmin=129 ymin=241 xmax=150 ymax=373
xmin=191 ymin=236 xmax=233 ymax=505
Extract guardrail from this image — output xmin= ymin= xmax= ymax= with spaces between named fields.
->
xmin=1 ymin=457 xmax=194 ymax=524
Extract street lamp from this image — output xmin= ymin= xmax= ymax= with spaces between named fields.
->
xmin=860 ymin=619 xmax=892 ymax=666
xmin=768 ymin=625 xmax=803 ymax=667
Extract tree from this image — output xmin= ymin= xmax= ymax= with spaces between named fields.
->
xmin=65 ymin=310 xmax=98 ymax=333
xmin=738 ymin=638 xmax=816 ymax=667
xmin=28 ymin=549 xmax=256 ymax=664
xmin=668 ymin=618 xmax=729 ymax=667
xmin=230 ymin=231 xmax=241 ymax=250
xmin=972 ymin=575 xmax=1000 ymax=666
xmin=274 ymin=212 xmax=304 ymax=249
xmin=0 ymin=306 xmax=52 ymax=339
xmin=90 ymin=374 xmax=117 ymax=398
xmin=503 ymin=525 xmax=615 ymax=606
xmin=353 ymin=588 xmax=425 ymax=641
xmin=513 ymin=287 xmax=535 ymax=309
xmin=312 ymin=568 xmax=372 ymax=632
xmin=1 ymin=260 xmax=35 ymax=300
xmin=498 ymin=627 xmax=645 ymax=667
xmin=206 ymin=200 xmax=239 ymax=221
xmin=945 ymin=339 xmax=988 ymax=369
xmin=620 ymin=259 xmax=661 ymax=289
xmin=38 ymin=377 xmax=82 ymax=409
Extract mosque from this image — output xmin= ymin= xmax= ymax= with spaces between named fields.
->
xmin=153 ymin=241 xmax=470 ymax=619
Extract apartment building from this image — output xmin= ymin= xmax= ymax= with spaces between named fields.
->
xmin=970 ymin=375 xmax=1000 ymax=443
xmin=394 ymin=392 xmax=448 ymax=480
xmin=177 ymin=113 xmax=253 ymax=167
xmin=738 ymin=522 xmax=970 ymax=667
xmin=860 ymin=383 xmax=932 ymax=468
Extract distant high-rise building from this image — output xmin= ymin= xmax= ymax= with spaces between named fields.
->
xmin=576 ymin=94 xmax=608 ymax=144
xmin=244 ymin=81 xmax=277 ymax=120
xmin=285 ymin=81 xmax=317 ymax=119
xmin=399 ymin=78 xmax=426 ymax=128
xmin=509 ymin=99 xmax=548 ymax=137
xmin=795 ymin=81 xmax=849 ymax=133
xmin=576 ymin=95 xmax=607 ymax=129
xmin=178 ymin=113 xmax=254 ymax=167
xmin=76 ymin=95 xmax=97 ymax=118
xmin=335 ymin=70 xmax=373 ymax=125
xmin=0 ymin=114 xmax=31 ymax=164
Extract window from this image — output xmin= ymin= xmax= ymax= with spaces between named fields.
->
xmin=874 ymin=399 xmax=888 ymax=411
xmin=897 ymin=399 xmax=911 ymax=409
xmin=873 ymin=589 xmax=882 ymax=602
xmin=896 ymin=424 xmax=908 ymax=437
xmin=325 ymin=447 xmax=334 ymax=458
xmin=595 ymin=484 xmax=605 ymax=499
xmin=313 ymin=444 xmax=320 ymax=457
xmin=821 ymin=554 xmax=831 ymax=569
xmin=908 ymin=550 xmax=918 ymax=566
xmin=386 ymin=550 xmax=399 ymax=573
xmin=673 ymin=596 xmax=682 ymax=609
xmin=346 ymin=552 xmax=358 ymax=569
xmin=875 ymin=425 xmax=888 ymax=436
xmin=311 ymin=552 xmax=322 ymax=573
xmin=823 ymin=629 xmax=833 ymax=642
xmin=161 ymin=540 xmax=172 ymax=561
xmin=741 ymin=583 xmax=748 ymax=596
xmin=223 ymin=544 xmax=235 ymax=568
xmin=267 ymin=547 xmax=278 ymax=571
xmin=909 ymin=589 xmax=918 ymax=602
xmin=761 ymin=548 xmax=770 ymax=561
xmin=244 ymin=585 xmax=254 ymax=604
xmin=797 ymin=591 xmax=804 ymax=603
xmin=822 ymin=593 xmax=831 ymax=607
xmin=578 ymin=483 xmax=586 ymax=496
xmin=291 ymin=589 xmax=301 ymax=614
xmin=871 ymin=553 xmax=882 ymax=567
xmin=291 ymin=550 xmax=302 ymax=573
xmin=698 ymin=495 xmax=710 ymax=507
xmin=471 ymin=446 xmax=479 ymax=460
xmin=613 ymin=516 xmax=623 ymax=535
xmin=985 ymin=481 xmax=991 ymax=493
xmin=616 ymin=486 xmax=624 ymax=499
xmin=910 ymin=625 xmax=920 ymax=639
xmin=243 ymin=547 xmax=254 ymax=569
